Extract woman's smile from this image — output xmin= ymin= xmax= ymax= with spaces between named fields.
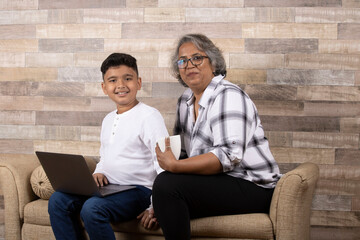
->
xmin=186 ymin=71 xmax=198 ymax=77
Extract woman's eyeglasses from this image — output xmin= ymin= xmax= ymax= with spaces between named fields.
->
xmin=177 ymin=55 xmax=209 ymax=69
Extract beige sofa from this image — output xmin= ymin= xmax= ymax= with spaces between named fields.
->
xmin=0 ymin=154 xmax=319 ymax=240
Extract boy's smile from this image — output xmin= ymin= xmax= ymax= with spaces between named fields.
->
xmin=101 ymin=66 xmax=142 ymax=114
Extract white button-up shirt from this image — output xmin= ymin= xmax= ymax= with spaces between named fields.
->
xmin=94 ymin=102 xmax=168 ymax=189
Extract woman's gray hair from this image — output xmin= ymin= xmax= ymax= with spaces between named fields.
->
xmin=170 ymin=33 xmax=227 ymax=87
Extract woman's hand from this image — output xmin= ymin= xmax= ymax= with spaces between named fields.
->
xmin=92 ymin=173 xmax=108 ymax=187
xmin=137 ymin=208 xmax=159 ymax=230
xmin=155 ymin=137 xmax=178 ymax=172
xmin=157 ymin=137 xmax=222 ymax=175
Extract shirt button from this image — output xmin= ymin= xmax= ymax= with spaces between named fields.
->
xmin=232 ymin=141 xmax=236 ymax=144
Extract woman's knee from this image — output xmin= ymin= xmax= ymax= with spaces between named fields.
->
xmin=153 ymin=172 xmax=189 ymax=199
xmin=153 ymin=172 xmax=176 ymax=193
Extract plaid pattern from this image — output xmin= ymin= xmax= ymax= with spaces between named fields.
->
xmin=174 ymin=75 xmax=281 ymax=188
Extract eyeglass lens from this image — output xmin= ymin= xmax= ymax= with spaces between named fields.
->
xmin=177 ymin=55 xmax=206 ymax=68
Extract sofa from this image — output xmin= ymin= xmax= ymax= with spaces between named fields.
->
xmin=0 ymin=153 xmax=319 ymax=240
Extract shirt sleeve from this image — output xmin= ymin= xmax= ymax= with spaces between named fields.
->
xmin=209 ymin=87 xmax=257 ymax=172
xmin=141 ymin=110 xmax=169 ymax=174
xmin=93 ymin=117 xmax=106 ymax=174
xmin=173 ymin=99 xmax=188 ymax=160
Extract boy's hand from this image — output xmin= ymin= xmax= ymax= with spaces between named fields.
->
xmin=93 ymin=173 xmax=109 ymax=187
xmin=137 ymin=208 xmax=159 ymax=230
xmin=155 ymin=137 xmax=177 ymax=172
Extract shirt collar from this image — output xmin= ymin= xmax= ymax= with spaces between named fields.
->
xmin=186 ymin=75 xmax=224 ymax=107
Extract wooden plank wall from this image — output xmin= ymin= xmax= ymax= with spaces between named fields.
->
xmin=0 ymin=0 xmax=359 ymax=239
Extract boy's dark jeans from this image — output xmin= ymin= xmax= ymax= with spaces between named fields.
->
xmin=48 ymin=185 xmax=151 ymax=240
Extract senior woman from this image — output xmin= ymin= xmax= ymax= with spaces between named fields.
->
xmin=152 ymin=33 xmax=281 ymax=240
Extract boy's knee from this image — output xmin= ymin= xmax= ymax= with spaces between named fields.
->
xmin=48 ymin=191 xmax=66 ymax=213
xmin=48 ymin=191 xmax=59 ymax=206
xmin=80 ymin=197 xmax=107 ymax=223
xmin=80 ymin=198 xmax=96 ymax=219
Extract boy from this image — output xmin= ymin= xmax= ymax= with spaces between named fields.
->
xmin=48 ymin=53 xmax=168 ymax=239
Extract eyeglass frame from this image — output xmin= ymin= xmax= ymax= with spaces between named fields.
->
xmin=177 ymin=55 xmax=209 ymax=69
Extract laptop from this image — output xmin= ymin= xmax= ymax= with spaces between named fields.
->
xmin=35 ymin=151 xmax=136 ymax=197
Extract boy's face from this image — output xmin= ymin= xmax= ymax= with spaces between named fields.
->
xmin=102 ymin=66 xmax=141 ymax=114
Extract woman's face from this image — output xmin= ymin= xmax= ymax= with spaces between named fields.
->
xmin=178 ymin=42 xmax=215 ymax=94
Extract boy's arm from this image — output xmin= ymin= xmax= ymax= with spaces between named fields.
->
xmin=142 ymin=110 xmax=169 ymax=174
xmin=142 ymin=110 xmax=168 ymax=204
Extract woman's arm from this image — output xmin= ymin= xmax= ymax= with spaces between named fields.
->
xmin=173 ymin=152 xmax=223 ymax=174
xmin=155 ymin=138 xmax=222 ymax=175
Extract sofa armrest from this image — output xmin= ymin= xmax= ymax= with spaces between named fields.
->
xmin=269 ymin=162 xmax=319 ymax=240
xmin=0 ymin=154 xmax=40 ymax=240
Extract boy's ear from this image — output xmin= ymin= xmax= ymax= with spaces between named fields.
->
xmin=101 ymin=81 xmax=108 ymax=95
xmin=137 ymin=77 xmax=142 ymax=90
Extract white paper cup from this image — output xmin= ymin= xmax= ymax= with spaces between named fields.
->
xmin=157 ymin=135 xmax=181 ymax=160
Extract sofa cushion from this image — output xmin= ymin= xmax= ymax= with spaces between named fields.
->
xmin=112 ymin=213 xmax=274 ymax=239
xmin=22 ymin=223 xmax=56 ymax=240
xmin=24 ymin=199 xmax=274 ymax=239
xmin=30 ymin=165 xmax=54 ymax=200
xmin=189 ymin=213 xmax=274 ymax=239
xmin=24 ymin=199 xmax=51 ymax=226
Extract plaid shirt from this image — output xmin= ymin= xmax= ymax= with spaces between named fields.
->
xmin=174 ymin=75 xmax=281 ymax=188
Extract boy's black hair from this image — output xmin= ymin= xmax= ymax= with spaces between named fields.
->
xmin=100 ymin=53 xmax=139 ymax=79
